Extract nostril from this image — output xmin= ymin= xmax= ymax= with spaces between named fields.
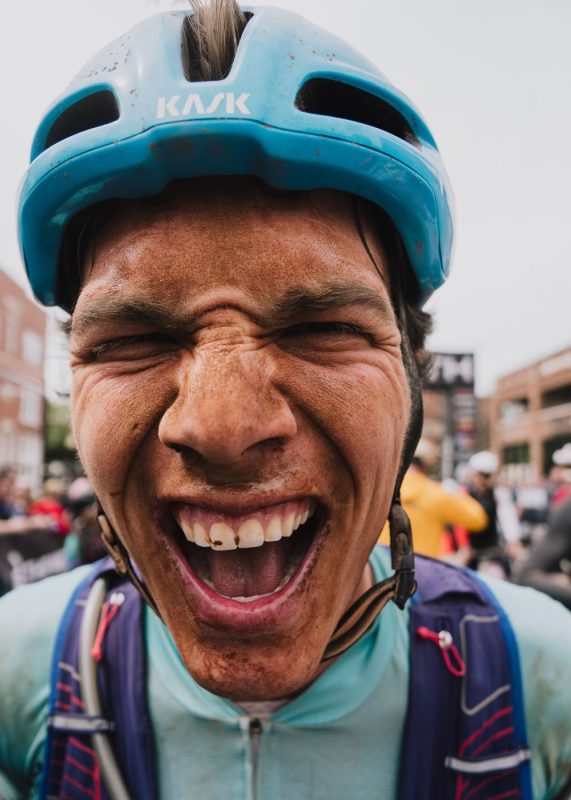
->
xmin=248 ymin=436 xmax=289 ymax=455
xmin=166 ymin=442 xmax=205 ymax=467
xmin=161 ymin=437 xmax=210 ymax=472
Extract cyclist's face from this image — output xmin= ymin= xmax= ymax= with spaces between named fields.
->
xmin=70 ymin=178 xmax=410 ymax=701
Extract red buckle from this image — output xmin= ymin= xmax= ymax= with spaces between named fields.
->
xmin=91 ymin=591 xmax=125 ymax=662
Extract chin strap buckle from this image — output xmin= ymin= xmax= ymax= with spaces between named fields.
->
xmin=97 ymin=511 xmax=129 ymax=576
xmin=322 ymin=500 xmax=417 ymax=662
xmin=389 ymin=501 xmax=416 ymax=610
xmin=97 ymin=505 xmax=161 ymax=619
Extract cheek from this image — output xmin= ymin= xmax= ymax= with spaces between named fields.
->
xmin=281 ymin=355 xmax=411 ymax=498
xmin=71 ymin=368 xmax=175 ymax=497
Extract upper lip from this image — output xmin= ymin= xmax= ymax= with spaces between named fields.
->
xmin=159 ymin=492 xmax=321 ymax=517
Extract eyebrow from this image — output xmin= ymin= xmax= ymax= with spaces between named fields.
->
xmin=69 ymin=282 xmax=395 ymax=338
xmin=69 ymin=298 xmax=179 ymax=339
xmin=267 ymin=284 xmax=395 ymax=328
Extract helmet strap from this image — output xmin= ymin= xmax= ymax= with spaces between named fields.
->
xmin=94 ymin=344 xmax=422 ymax=666
xmin=97 ymin=504 xmax=161 ymax=618
xmin=321 ymin=496 xmax=415 ymax=662
xmin=388 ymin=492 xmax=416 ymax=609
xmin=96 ymin=496 xmax=415 ymax=663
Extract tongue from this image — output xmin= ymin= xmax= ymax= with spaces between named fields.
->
xmin=207 ymin=539 xmax=294 ymax=597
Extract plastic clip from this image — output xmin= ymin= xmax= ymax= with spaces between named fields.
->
xmin=416 ymin=625 xmax=466 ymax=677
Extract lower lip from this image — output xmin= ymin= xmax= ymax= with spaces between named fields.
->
xmin=160 ymin=515 xmax=325 ymax=632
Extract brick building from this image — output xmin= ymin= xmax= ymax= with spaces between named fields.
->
xmin=0 ymin=269 xmax=46 ymax=492
xmin=490 ymin=345 xmax=571 ymax=478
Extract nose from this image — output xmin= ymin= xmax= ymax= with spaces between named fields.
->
xmin=158 ymin=349 xmax=297 ymax=465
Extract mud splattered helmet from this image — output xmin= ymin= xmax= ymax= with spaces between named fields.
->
xmin=18 ymin=5 xmax=453 ymax=311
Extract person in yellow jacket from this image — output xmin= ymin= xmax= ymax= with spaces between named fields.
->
xmin=379 ymin=440 xmax=488 ymax=558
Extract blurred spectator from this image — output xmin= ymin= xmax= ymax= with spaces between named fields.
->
xmin=468 ymin=450 xmax=519 ymax=578
xmin=28 ymin=479 xmax=71 ymax=537
xmin=64 ymin=477 xmax=107 ymax=565
xmin=441 ymin=463 xmax=473 ymax=559
xmin=517 ymin=495 xmax=571 ymax=611
xmin=0 ymin=468 xmax=17 ymax=521
xmin=495 ymin=482 xmax=524 ymax=562
xmin=517 ymin=478 xmax=549 ymax=526
xmin=550 ymin=444 xmax=571 ymax=506
xmin=379 ymin=440 xmax=488 ymax=559
xmin=0 ymin=469 xmax=42 ymax=534
xmin=515 ymin=476 xmax=549 ymax=549
xmin=0 ymin=472 xmax=70 ymax=595
xmin=10 ymin=480 xmax=34 ymax=517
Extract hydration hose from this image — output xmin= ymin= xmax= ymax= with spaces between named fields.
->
xmin=79 ymin=576 xmax=132 ymax=800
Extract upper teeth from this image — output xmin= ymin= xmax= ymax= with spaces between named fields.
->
xmin=176 ymin=501 xmax=315 ymax=551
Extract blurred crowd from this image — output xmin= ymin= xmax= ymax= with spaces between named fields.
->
xmin=380 ymin=441 xmax=571 ymax=610
xmin=3 ymin=443 xmax=571 ymax=610
xmin=0 ymin=467 xmax=106 ymax=572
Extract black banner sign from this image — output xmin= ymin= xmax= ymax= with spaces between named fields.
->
xmin=0 ymin=529 xmax=69 ymax=593
xmin=427 ymin=352 xmax=475 ymax=390
xmin=425 ymin=352 xmax=477 ymax=478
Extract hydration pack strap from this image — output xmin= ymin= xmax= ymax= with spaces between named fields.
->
xmin=39 ymin=560 xmax=159 ymax=800
xmin=398 ymin=557 xmax=532 ymax=800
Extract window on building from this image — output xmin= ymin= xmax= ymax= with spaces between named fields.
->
xmin=22 ymin=330 xmax=43 ymax=367
xmin=19 ymin=389 xmax=43 ymax=428
xmin=541 ymin=384 xmax=571 ymax=409
xmin=499 ymin=399 xmax=529 ymax=423
xmin=503 ymin=443 xmax=530 ymax=464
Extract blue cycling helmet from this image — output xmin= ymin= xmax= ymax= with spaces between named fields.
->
xmin=18 ymin=5 xmax=454 ymax=310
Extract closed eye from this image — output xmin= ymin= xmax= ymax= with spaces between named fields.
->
xmin=87 ymin=332 xmax=179 ymax=361
xmin=280 ymin=321 xmax=376 ymax=345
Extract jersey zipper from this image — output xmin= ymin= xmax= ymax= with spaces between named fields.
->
xmin=249 ymin=717 xmax=263 ymax=800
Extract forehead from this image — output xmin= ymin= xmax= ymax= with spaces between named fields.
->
xmin=79 ymin=177 xmax=392 ymax=311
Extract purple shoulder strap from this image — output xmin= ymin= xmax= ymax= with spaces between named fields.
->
xmin=40 ymin=558 xmax=158 ymax=800
xmin=398 ymin=556 xmax=532 ymax=800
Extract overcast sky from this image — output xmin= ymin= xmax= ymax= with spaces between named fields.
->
xmin=1 ymin=0 xmax=569 ymax=395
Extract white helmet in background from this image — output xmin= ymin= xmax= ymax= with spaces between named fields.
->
xmin=413 ymin=439 xmax=439 ymax=470
xmin=469 ymin=451 xmax=499 ymax=477
xmin=553 ymin=443 xmax=571 ymax=466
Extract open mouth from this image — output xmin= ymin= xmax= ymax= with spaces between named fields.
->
xmin=171 ymin=498 xmax=322 ymax=603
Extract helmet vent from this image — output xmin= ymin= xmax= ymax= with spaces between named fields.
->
xmin=296 ymin=78 xmax=419 ymax=146
xmin=44 ymin=91 xmax=119 ymax=151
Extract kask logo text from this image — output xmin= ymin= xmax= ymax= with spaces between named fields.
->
xmin=157 ymin=92 xmax=251 ymax=118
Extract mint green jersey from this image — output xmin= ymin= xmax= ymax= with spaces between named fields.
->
xmin=0 ymin=548 xmax=570 ymax=799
